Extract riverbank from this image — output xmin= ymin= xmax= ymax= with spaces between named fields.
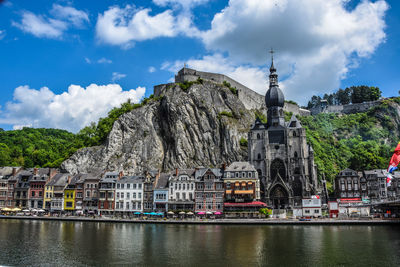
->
xmin=1 ymin=215 xmax=400 ymax=225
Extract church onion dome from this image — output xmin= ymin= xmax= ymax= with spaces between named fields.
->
xmin=265 ymin=86 xmax=285 ymax=108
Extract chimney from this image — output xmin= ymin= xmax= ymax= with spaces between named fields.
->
xmin=119 ymin=171 xmax=124 ymax=180
xmin=68 ymin=175 xmax=72 ymax=184
xmin=175 ymin=168 xmax=178 ymax=177
xmin=12 ymin=167 xmax=17 ymax=176
xmin=33 ymin=168 xmax=38 ymax=175
xmin=50 ymin=168 xmax=58 ymax=179
xmin=222 ymin=163 xmax=226 ymax=170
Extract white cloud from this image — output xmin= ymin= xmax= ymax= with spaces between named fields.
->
xmin=0 ymin=30 xmax=5 ymax=40
xmin=97 ymin=57 xmax=112 ymax=64
xmin=148 ymin=66 xmax=156 ymax=73
xmin=0 ymin=84 xmax=146 ymax=132
xmin=84 ymin=57 xmax=91 ymax=64
xmin=153 ymin=0 xmax=209 ymax=9
xmin=198 ymin=0 xmax=388 ymax=104
xmin=12 ymin=5 xmax=89 ymax=39
xmin=12 ymin=11 xmax=67 ymax=38
xmin=50 ymin=4 xmax=89 ymax=27
xmin=96 ymin=5 xmax=177 ymax=47
xmin=111 ymin=72 xmax=127 ymax=82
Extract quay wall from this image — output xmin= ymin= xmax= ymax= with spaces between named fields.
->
xmin=1 ymin=216 xmax=399 ymax=225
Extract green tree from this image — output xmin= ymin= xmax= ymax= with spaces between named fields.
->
xmin=0 ymin=143 xmax=11 ymax=165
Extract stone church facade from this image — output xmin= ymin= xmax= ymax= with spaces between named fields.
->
xmin=248 ymin=57 xmax=319 ymax=209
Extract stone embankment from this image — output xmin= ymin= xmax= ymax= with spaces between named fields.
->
xmin=1 ymin=216 xmax=399 ymax=225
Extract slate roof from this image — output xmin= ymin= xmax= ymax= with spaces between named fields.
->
xmin=225 ymin=162 xmax=256 ymax=172
xmin=117 ymin=175 xmax=144 ymax=184
xmin=155 ymin=173 xmax=170 ymax=189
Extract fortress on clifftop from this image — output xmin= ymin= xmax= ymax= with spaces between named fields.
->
xmin=154 ymin=67 xmax=310 ymax=116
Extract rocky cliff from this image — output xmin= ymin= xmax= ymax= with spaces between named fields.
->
xmin=62 ymin=80 xmax=260 ymax=175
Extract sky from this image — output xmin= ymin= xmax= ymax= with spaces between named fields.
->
xmin=0 ymin=0 xmax=398 ymax=132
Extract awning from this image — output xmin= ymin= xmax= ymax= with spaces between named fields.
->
xmin=179 ymin=211 xmax=186 ymax=215
xmin=225 ymin=190 xmax=232 ymax=194
xmin=1 ymin=207 xmax=12 ymax=211
xmin=224 ymin=201 xmax=266 ymax=207
xmin=248 ymin=182 xmax=253 ymax=185
xmin=167 ymin=211 xmax=174 ymax=215
xmin=241 ymin=182 xmax=246 ymax=186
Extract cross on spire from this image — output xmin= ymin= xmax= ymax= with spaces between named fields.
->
xmin=269 ymin=48 xmax=274 ymax=61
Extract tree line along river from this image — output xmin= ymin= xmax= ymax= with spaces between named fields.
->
xmin=0 ymin=219 xmax=399 ymax=266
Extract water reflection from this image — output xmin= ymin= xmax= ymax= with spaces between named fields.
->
xmin=0 ymin=220 xmax=399 ymax=266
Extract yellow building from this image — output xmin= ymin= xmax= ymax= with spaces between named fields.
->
xmin=43 ymin=183 xmax=54 ymax=210
xmin=63 ymin=175 xmax=78 ymax=211
xmin=63 ymin=188 xmax=75 ymax=211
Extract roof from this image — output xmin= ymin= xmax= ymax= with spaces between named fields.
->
xmin=155 ymin=173 xmax=170 ymax=189
xmin=195 ymin=168 xmax=223 ymax=179
xmin=224 ymin=201 xmax=267 ymax=207
xmin=117 ymin=176 xmax=144 ymax=184
xmin=47 ymin=173 xmax=70 ymax=187
xmin=265 ymin=86 xmax=284 ymax=108
xmin=225 ymin=162 xmax=256 ymax=172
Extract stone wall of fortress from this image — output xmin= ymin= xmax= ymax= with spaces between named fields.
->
xmin=310 ymin=100 xmax=381 ymax=115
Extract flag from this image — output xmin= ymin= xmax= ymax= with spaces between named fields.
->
xmin=386 ymin=142 xmax=400 ymax=187
xmin=311 ymin=195 xmax=320 ymax=199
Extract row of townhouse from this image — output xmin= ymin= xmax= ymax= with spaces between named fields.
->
xmin=0 ymin=161 xmax=264 ymax=214
xmin=335 ymin=168 xmax=400 ymax=202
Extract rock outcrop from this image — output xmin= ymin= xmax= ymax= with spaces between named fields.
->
xmin=62 ymin=80 xmax=259 ymax=175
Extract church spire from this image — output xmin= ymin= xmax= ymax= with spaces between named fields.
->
xmin=269 ymin=48 xmax=278 ymax=88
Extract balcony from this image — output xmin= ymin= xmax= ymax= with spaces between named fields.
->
xmin=234 ymin=190 xmax=253 ymax=194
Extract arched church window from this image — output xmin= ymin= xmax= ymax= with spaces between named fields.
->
xmin=294 ymin=151 xmax=298 ymax=158
xmin=257 ymin=169 xmax=262 ymax=177
xmin=257 ymin=133 xmax=261 ymax=139
xmin=273 ymin=109 xmax=277 ymax=116
xmin=293 ymin=131 xmax=297 ymax=137
xmin=270 ymin=159 xmax=286 ymax=179
xmin=279 ymin=110 xmax=283 ymax=116
xmin=257 ymin=153 xmax=261 ymax=160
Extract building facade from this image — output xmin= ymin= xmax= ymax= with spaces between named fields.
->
xmin=98 ymin=172 xmax=121 ymax=215
xmin=153 ymin=173 xmax=169 ymax=212
xmin=223 ymin=162 xmax=260 ymax=203
xmin=194 ymin=168 xmax=224 ymax=213
xmin=168 ymin=169 xmax=195 ymax=211
xmin=248 ymin=56 xmax=319 ymax=208
xmin=83 ymin=173 xmax=100 ymax=214
xmin=115 ymin=176 xmax=144 ymax=214
xmin=335 ymin=168 xmax=361 ymax=199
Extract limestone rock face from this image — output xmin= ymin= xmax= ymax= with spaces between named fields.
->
xmin=62 ymin=81 xmax=260 ymax=175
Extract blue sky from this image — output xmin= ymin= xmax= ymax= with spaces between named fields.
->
xmin=0 ymin=0 xmax=398 ymax=132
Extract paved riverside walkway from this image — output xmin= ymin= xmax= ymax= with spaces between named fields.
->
xmin=1 ymin=215 xmax=400 ymax=225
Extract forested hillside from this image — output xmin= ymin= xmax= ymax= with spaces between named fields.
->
xmin=301 ymin=98 xmax=400 ymax=191
xmin=0 ymin=128 xmax=84 ymax=167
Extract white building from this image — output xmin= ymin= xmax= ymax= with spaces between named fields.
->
xmin=115 ymin=176 xmax=144 ymax=213
xmin=301 ymin=198 xmax=322 ymax=218
xmin=168 ymin=169 xmax=195 ymax=211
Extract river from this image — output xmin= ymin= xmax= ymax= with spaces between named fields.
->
xmin=0 ymin=219 xmax=399 ymax=266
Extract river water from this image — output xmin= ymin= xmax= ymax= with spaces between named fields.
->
xmin=0 ymin=219 xmax=399 ymax=266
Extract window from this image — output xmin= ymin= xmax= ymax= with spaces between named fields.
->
xmin=127 ymin=193 xmax=130 ymax=199
xmin=183 ymin=184 xmax=186 ymax=190
xmin=175 ymin=184 xmax=177 ymax=190
xmin=182 ymin=193 xmax=186 ymax=200
xmin=121 ymin=193 xmax=124 ymax=199
xmin=314 ymin=209 xmax=319 ymax=214
xmin=305 ymin=209 xmax=310 ymax=214
xmin=116 ymin=202 xmax=119 ymax=209
xmin=31 ymin=191 xmax=35 ymax=197
xmin=179 ymin=184 xmax=181 ymax=190
xmin=117 ymin=192 xmax=120 ymax=198
xmin=189 ymin=193 xmax=193 ymax=200
xmin=39 ymin=191 xmax=42 ymax=197
xmin=121 ymin=184 xmax=125 ymax=189
xmin=257 ymin=153 xmax=261 ymax=160
xmin=347 ymin=180 xmax=352 ymax=191
xmin=138 ymin=202 xmax=141 ymax=209
xmin=138 ymin=193 xmax=141 ymax=199
xmin=176 ymin=192 xmax=179 ymax=200
xmin=138 ymin=184 xmax=142 ymax=189
xmin=127 ymin=184 xmax=130 ymax=189
xmin=117 ymin=184 xmax=120 ymax=189
xmin=248 ymin=172 xmax=252 ymax=178
xmin=66 ymin=202 xmax=73 ymax=208
xmin=133 ymin=184 xmax=137 ymax=189
xmin=126 ymin=202 xmax=129 ymax=210
xmin=133 ymin=193 xmax=136 ymax=199
xmin=86 ymin=191 xmax=90 ymax=197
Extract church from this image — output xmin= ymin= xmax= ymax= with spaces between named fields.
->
xmin=247 ymin=54 xmax=320 ymax=209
